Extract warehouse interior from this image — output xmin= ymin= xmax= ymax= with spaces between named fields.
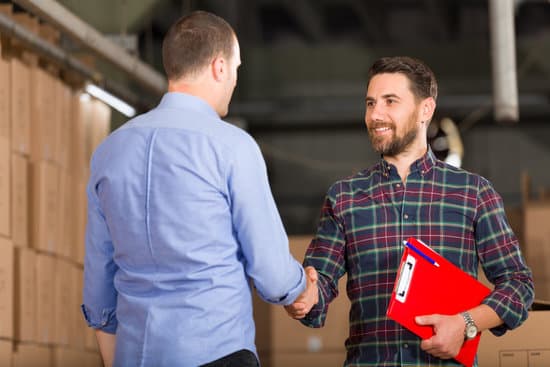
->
xmin=0 ymin=0 xmax=550 ymax=366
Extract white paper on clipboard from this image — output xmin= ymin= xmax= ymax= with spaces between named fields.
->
xmin=395 ymin=254 xmax=416 ymax=303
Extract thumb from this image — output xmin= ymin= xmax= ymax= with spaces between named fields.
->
xmin=305 ymin=266 xmax=318 ymax=283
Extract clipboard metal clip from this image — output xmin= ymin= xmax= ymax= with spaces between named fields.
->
xmin=395 ymin=254 xmax=415 ymax=303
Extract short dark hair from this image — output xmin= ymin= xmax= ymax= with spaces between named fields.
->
xmin=368 ymin=56 xmax=438 ymax=102
xmin=162 ymin=11 xmax=236 ymax=81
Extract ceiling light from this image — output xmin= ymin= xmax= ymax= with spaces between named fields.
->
xmin=85 ymin=83 xmax=136 ymax=117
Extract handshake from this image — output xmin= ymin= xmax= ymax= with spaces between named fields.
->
xmin=284 ymin=266 xmax=319 ymax=319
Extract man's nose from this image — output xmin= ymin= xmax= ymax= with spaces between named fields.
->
xmin=368 ymin=103 xmax=385 ymax=122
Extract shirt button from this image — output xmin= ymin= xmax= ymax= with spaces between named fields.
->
xmin=403 ymin=343 xmax=409 ymax=349
xmin=403 ymin=214 xmax=409 ymax=219
xmin=396 ymin=183 xmax=401 ymax=188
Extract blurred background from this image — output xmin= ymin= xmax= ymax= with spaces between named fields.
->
xmin=1 ymin=0 xmax=550 ymax=366
xmin=34 ymin=0 xmax=550 ymax=234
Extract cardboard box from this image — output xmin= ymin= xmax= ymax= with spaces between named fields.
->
xmin=12 ymin=153 xmax=28 ymax=247
xmin=56 ymin=81 xmax=72 ymax=169
xmin=259 ymin=351 xmax=346 ymax=367
xmin=52 ymin=347 xmax=82 ymax=367
xmin=88 ymin=99 xmax=111 ymax=163
xmin=72 ymin=95 xmax=91 ymax=179
xmin=57 ymin=170 xmax=75 ymax=259
xmin=12 ymin=12 xmax=39 ymax=36
xmin=30 ymin=67 xmax=57 ymax=163
xmin=14 ymin=247 xmax=36 ymax=342
xmin=254 ymin=281 xmax=349 ymax=353
xmin=39 ymin=22 xmax=60 ymax=46
xmin=478 ymin=311 xmax=550 ymax=367
xmin=55 ymin=348 xmax=102 ymax=367
xmin=74 ymin=177 xmax=87 ymax=264
xmin=36 ymin=253 xmax=55 ymax=343
xmin=254 ymin=236 xmax=349 ymax=353
xmin=0 ymin=339 xmax=12 ymax=367
xmin=523 ymin=203 xmax=550 ymax=301
xmin=0 ymin=136 xmax=10 ymax=237
xmin=0 ymin=49 xmax=10 ymax=140
xmin=0 ymin=238 xmax=14 ymax=338
xmin=83 ymin=351 xmax=103 ymax=367
xmin=30 ymin=161 xmax=59 ymax=253
xmin=53 ymin=258 xmax=71 ymax=345
xmin=12 ymin=343 xmax=52 ymax=367
xmin=10 ymin=57 xmax=31 ymax=155
xmin=70 ymin=263 xmax=86 ymax=349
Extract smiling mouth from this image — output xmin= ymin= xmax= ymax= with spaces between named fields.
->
xmin=370 ymin=125 xmax=393 ymax=135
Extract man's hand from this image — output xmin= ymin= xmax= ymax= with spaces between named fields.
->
xmin=415 ymin=313 xmax=466 ymax=360
xmin=284 ymin=266 xmax=319 ymax=319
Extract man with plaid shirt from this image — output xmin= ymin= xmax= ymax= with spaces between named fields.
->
xmin=286 ymin=56 xmax=534 ymax=366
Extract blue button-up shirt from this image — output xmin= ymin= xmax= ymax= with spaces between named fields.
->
xmin=82 ymin=92 xmax=306 ymax=367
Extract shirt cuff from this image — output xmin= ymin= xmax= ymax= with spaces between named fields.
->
xmin=81 ymin=304 xmax=118 ymax=334
xmin=482 ymin=297 xmax=525 ymax=336
xmin=299 ymin=300 xmax=326 ymax=328
xmin=280 ymin=265 xmax=307 ymax=306
xmin=257 ymin=265 xmax=306 ymax=306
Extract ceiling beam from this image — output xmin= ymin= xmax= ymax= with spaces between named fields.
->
xmin=13 ymin=0 xmax=166 ymax=95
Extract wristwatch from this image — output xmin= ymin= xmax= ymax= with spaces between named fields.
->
xmin=461 ymin=311 xmax=478 ymax=340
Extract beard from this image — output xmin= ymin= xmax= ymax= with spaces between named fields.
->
xmin=368 ymin=117 xmax=419 ymax=157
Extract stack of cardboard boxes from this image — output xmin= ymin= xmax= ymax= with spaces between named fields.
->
xmin=524 ymin=203 xmax=550 ymax=302
xmin=476 ymin=199 xmax=550 ymax=366
xmin=0 ymin=6 xmax=110 ymax=366
xmin=478 ymin=311 xmax=550 ymax=367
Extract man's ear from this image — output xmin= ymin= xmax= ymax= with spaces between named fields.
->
xmin=421 ymin=97 xmax=436 ymax=122
xmin=211 ymin=56 xmax=225 ymax=82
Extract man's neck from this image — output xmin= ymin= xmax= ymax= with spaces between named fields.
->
xmin=384 ymin=143 xmax=428 ymax=183
xmin=167 ymin=74 xmax=220 ymax=114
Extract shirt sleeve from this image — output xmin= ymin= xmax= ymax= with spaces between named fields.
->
xmin=227 ymin=135 xmax=305 ymax=305
xmin=475 ymin=177 xmax=534 ymax=336
xmin=81 ymin=174 xmax=119 ymax=334
xmin=301 ymin=182 xmax=347 ymax=328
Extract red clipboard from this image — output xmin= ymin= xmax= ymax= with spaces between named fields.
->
xmin=386 ymin=237 xmax=491 ymax=367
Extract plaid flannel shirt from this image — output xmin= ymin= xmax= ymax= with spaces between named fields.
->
xmin=302 ymin=149 xmax=534 ymax=367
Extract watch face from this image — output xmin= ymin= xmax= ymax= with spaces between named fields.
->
xmin=466 ymin=325 xmax=478 ymax=339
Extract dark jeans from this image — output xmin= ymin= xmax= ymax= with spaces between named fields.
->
xmin=200 ymin=349 xmax=259 ymax=367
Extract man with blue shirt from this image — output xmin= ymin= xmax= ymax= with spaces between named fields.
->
xmin=82 ymin=11 xmax=317 ymax=367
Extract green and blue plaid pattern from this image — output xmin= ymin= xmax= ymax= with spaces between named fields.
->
xmin=302 ymin=150 xmax=534 ymax=367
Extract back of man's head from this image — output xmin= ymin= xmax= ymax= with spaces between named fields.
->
xmin=162 ymin=11 xmax=235 ymax=81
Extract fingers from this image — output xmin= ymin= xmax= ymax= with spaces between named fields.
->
xmin=415 ymin=314 xmax=438 ymax=326
xmin=284 ymin=266 xmax=320 ymax=319
xmin=284 ymin=302 xmax=308 ymax=319
xmin=420 ymin=337 xmax=457 ymax=360
xmin=416 ymin=314 xmax=464 ymax=360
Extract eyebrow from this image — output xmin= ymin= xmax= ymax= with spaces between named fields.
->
xmin=365 ymin=93 xmax=402 ymax=102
